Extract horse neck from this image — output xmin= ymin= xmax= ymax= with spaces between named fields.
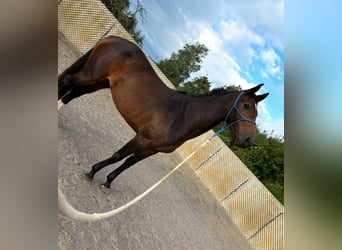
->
xmin=186 ymin=92 xmax=238 ymax=135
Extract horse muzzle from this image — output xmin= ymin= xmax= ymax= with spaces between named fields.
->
xmin=234 ymin=135 xmax=255 ymax=148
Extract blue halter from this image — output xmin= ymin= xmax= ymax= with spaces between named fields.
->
xmin=214 ymin=91 xmax=256 ymax=137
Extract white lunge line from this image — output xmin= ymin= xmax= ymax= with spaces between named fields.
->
xmin=58 ymin=100 xmax=64 ymax=110
xmin=58 ymin=102 xmax=212 ymax=221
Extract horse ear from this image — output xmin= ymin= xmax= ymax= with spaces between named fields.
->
xmin=245 ymin=83 xmax=264 ymax=94
xmin=256 ymin=93 xmax=269 ymax=103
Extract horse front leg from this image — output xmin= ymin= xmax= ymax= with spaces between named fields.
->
xmin=100 ymin=148 xmax=157 ymax=193
xmin=84 ymin=136 xmax=138 ymax=180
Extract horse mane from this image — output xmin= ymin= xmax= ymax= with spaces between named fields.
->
xmin=177 ymin=87 xmax=238 ymax=98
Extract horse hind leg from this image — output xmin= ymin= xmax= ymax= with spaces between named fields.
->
xmin=59 ymin=69 xmax=93 ymax=101
xmin=58 ymin=47 xmax=111 ymax=105
xmin=60 ymin=78 xmax=109 ymax=105
xmin=58 ymin=57 xmax=112 ymax=106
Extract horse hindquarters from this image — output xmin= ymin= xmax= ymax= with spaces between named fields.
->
xmin=58 ymin=50 xmax=111 ymax=105
xmin=58 ymin=48 xmax=93 ymax=100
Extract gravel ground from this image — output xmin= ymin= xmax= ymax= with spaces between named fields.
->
xmin=58 ymin=32 xmax=253 ymax=250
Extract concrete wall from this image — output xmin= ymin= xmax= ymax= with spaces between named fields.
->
xmin=58 ymin=1 xmax=284 ymax=249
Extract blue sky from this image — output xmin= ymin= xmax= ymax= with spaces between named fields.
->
xmin=131 ymin=0 xmax=284 ymax=138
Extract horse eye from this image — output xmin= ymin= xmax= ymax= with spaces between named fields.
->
xmin=244 ymin=104 xmax=250 ymax=110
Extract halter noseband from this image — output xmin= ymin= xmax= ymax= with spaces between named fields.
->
xmin=214 ymin=91 xmax=256 ymax=137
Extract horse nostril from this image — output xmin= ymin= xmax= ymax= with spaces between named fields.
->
xmin=244 ymin=136 xmax=254 ymax=147
xmin=235 ymin=136 xmax=253 ymax=148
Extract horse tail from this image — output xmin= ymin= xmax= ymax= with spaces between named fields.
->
xmin=58 ymin=48 xmax=94 ymax=100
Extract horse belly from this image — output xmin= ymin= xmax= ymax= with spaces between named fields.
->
xmin=108 ymin=72 xmax=182 ymax=145
xmin=110 ymin=90 xmax=155 ymax=132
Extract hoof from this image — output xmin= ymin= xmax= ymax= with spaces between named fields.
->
xmin=84 ymin=173 xmax=93 ymax=181
xmin=100 ymin=184 xmax=110 ymax=194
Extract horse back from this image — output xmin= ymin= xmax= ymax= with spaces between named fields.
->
xmin=90 ymin=37 xmax=178 ymax=135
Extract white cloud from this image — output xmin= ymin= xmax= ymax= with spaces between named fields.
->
xmin=255 ymin=100 xmax=284 ymax=138
xmin=198 ymin=27 xmax=222 ymax=53
xmin=260 ymin=117 xmax=284 ymax=139
xmin=219 ymin=18 xmax=264 ymax=47
xmin=194 ymin=26 xmax=258 ymax=90
xmin=261 ymin=69 xmax=269 ymax=79
xmin=218 ymin=18 xmax=264 ymax=66
xmin=223 ymin=0 xmax=284 ymax=52
xmin=192 ymin=19 xmax=262 ymax=90
xmin=257 ymin=100 xmax=270 ymax=120
xmin=260 ymin=47 xmax=281 ymax=77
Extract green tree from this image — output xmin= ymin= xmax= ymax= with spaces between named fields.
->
xmin=157 ymin=42 xmax=209 ymax=87
xmin=178 ymin=76 xmax=211 ymax=95
xmin=225 ymin=84 xmax=241 ymax=92
xmin=101 ymin=0 xmax=145 ymax=45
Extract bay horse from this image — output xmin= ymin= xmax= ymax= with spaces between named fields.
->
xmin=58 ymin=35 xmax=268 ymax=193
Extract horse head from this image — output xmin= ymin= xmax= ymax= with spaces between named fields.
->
xmin=228 ymin=84 xmax=269 ymax=148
